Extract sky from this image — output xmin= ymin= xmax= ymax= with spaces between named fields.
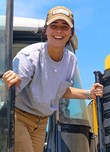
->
xmin=1 ymin=0 xmax=110 ymax=104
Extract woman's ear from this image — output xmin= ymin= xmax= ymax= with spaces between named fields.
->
xmin=69 ymin=30 xmax=73 ymax=40
xmin=70 ymin=28 xmax=74 ymax=39
xmin=71 ymin=28 xmax=74 ymax=36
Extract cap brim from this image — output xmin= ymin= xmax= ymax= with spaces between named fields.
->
xmin=46 ymin=16 xmax=73 ymax=28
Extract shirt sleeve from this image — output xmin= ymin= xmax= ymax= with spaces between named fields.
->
xmin=13 ymin=52 xmax=35 ymax=94
xmin=56 ymin=80 xmax=72 ymax=100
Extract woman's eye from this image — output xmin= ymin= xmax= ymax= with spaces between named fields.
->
xmin=62 ymin=26 xmax=69 ymax=30
xmin=50 ymin=25 xmax=57 ymax=29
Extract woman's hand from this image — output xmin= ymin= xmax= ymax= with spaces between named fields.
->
xmin=2 ymin=70 xmax=21 ymax=89
xmin=90 ymin=83 xmax=103 ymax=99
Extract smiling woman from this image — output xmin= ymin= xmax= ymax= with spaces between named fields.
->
xmin=0 ymin=9 xmax=81 ymax=152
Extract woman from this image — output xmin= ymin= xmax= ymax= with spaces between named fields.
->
xmin=3 ymin=6 xmax=103 ymax=152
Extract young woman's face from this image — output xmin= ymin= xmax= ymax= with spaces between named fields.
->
xmin=45 ymin=19 xmax=72 ymax=49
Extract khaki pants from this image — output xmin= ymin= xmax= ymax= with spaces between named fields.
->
xmin=15 ymin=108 xmax=48 ymax=152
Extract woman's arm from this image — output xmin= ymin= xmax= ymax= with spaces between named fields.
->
xmin=63 ymin=83 xmax=103 ymax=100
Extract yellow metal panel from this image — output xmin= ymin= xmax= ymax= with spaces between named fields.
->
xmin=105 ymin=54 xmax=110 ymax=70
xmin=92 ymin=100 xmax=98 ymax=135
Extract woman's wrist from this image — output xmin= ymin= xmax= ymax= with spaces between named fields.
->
xmin=86 ymin=90 xmax=91 ymax=100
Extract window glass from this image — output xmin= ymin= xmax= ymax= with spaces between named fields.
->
xmin=59 ymin=45 xmax=90 ymax=126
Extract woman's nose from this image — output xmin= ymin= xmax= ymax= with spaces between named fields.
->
xmin=56 ymin=26 xmax=62 ymax=33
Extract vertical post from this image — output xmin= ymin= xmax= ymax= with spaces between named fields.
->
xmin=5 ymin=0 xmax=14 ymax=70
xmin=94 ymin=71 xmax=105 ymax=152
xmin=6 ymin=0 xmax=14 ymax=152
